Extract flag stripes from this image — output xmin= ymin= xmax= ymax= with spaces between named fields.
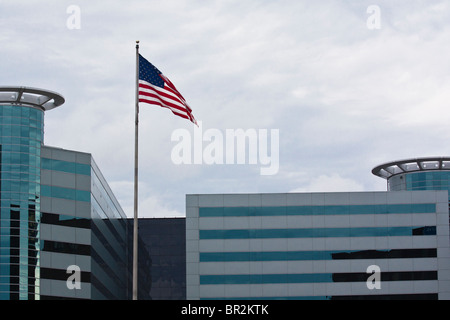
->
xmin=138 ymin=54 xmax=197 ymax=125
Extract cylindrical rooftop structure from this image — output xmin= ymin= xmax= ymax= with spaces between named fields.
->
xmin=372 ymin=157 xmax=450 ymax=192
xmin=0 ymin=86 xmax=63 ymax=299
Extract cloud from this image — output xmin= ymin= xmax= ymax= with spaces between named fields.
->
xmin=3 ymin=0 xmax=450 ymax=217
xmin=108 ymin=181 xmax=184 ymax=218
xmin=291 ymin=174 xmax=365 ymax=193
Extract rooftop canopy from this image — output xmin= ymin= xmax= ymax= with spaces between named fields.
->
xmin=0 ymin=86 xmax=65 ymax=111
xmin=372 ymin=157 xmax=450 ymax=180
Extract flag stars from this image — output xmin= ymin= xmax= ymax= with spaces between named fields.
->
xmin=139 ymin=55 xmax=165 ymax=88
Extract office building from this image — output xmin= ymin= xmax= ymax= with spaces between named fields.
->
xmin=39 ymin=146 xmax=131 ymax=299
xmin=0 ymin=86 xmax=150 ymax=300
xmin=186 ymin=191 xmax=450 ymax=300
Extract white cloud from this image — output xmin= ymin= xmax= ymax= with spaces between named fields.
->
xmin=108 ymin=181 xmax=183 ymax=218
xmin=2 ymin=0 xmax=450 ymax=217
xmin=291 ymin=174 xmax=365 ymax=193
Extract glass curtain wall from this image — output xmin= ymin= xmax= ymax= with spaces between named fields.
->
xmin=389 ymin=171 xmax=450 ymax=194
xmin=388 ymin=170 xmax=450 ymax=243
xmin=0 ymin=105 xmax=43 ymax=300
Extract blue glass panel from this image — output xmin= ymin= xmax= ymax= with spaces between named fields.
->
xmin=200 ymin=273 xmax=334 ymax=285
xmin=200 ymin=204 xmax=436 ymax=217
xmin=224 ymin=207 xmax=247 ymax=216
xmin=21 ymin=107 xmax=29 ymax=118
xmin=41 ymin=158 xmax=91 ymax=176
xmin=200 ymin=248 xmax=437 ymax=262
xmin=76 ymin=163 xmax=91 ymax=176
xmin=41 ymin=185 xmax=90 ymax=202
xmin=401 ymin=171 xmax=450 ymax=193
xmin=50 ymin=186 xmax=74 ymax=200
xmin=0 ymin=106 xmax=43 ymax=299
xmin=3 ymin=106 xmax=12 ymax=116
xmin=76 ymin=190 xmax=91 ymax=202
xmin=199 ymin=226 xmax=435 ymax=239
xmin=40 ymin=185 xmax=51 ymax=197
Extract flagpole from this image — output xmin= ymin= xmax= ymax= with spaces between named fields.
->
xmin=133 ymin=40 xmax=140 ymax=300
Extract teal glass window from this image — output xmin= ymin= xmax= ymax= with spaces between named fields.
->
xmin=200 ymin=203 xmax=436 ymax=217
xmin=200 ymin=248 xmax=437 ymax=262
xmin=0 ymin=105 xmax=44 ymax=299
xmin=41 ymin=185 xmax=90 ymax=202
xmin=41 ymin=158 xmax=91 ymax=176
xmin=199 ymin=226 xmax=436 ymax=239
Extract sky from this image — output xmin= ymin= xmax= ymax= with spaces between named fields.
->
xmin=2 ymin=0 xmax=450 ymax=218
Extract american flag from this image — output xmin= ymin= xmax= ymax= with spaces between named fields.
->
xmin=138 ymin=54 xmax=197 ymax=125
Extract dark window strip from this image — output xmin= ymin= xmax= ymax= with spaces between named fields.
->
xmin=200 ymin=271 xmax=438 ymax=285
xmin=40 ymin=267 xmax=91 ymax=283
xmin=331 ymin=248 xmax=437 ymax=260
xmin=41 ymin=212 xmax=91 ymax=229
xmin=332 ymin=271 xmax=438 ymax=282
xmin=41 ymin=240 xmax=90 ymax=256
xmin=329 ymin=293 xmax=438 ymax=300
xmin=200 ymin=248 xmax=437 ymax=262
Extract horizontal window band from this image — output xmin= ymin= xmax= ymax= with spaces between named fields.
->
xmin=41 ymin=158 xmax=91 ymax=176
xmin=200 ymin=248 xmax=438 ymax=262
xmin=327 ymin=293 xmax=438 ymax=300
xmin=200 ymin=271 xmax=438 ymax=285
xmin=0 ymin=285 xmax=40 ymax=293
xmin=40 ymin=267 xmax=90 ymax=283
xmin=201 ymin=293 xmax=438 ymax=300
xmin=41 ymin=185 xmax=91 ymax=202
xmin=0 ymin=275 xmax=40 ymax=281
xmin=199 ymin=226 xmax=437 ymax=240
xmin=199 ymin=203 xmax=436 ymax=217
xmin=41 ymin=240 xmax=90 ymax=256
xmin=333 ymin=271 xmax=437 ymax=282
xmin=41 ymin=212 xmax=91 ymax=229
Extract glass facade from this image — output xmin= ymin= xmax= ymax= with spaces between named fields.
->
xmin=138 ymin=218 xmax=185 ymax=300
xmin=389 ymin=171 xmax=450 ymax=194
xmin=387 ymin=170 xmax=450 ymax=239
xmin=0 ymin=105 xmax=43 ymax=300
xmin=90 ymin=160 xmax=131 ymax=300
xmin=128 ymin=220 xmax=153 ymax=300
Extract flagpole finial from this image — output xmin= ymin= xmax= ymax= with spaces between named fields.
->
xmin=136 ymin=40 xmax=140 ymax=49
